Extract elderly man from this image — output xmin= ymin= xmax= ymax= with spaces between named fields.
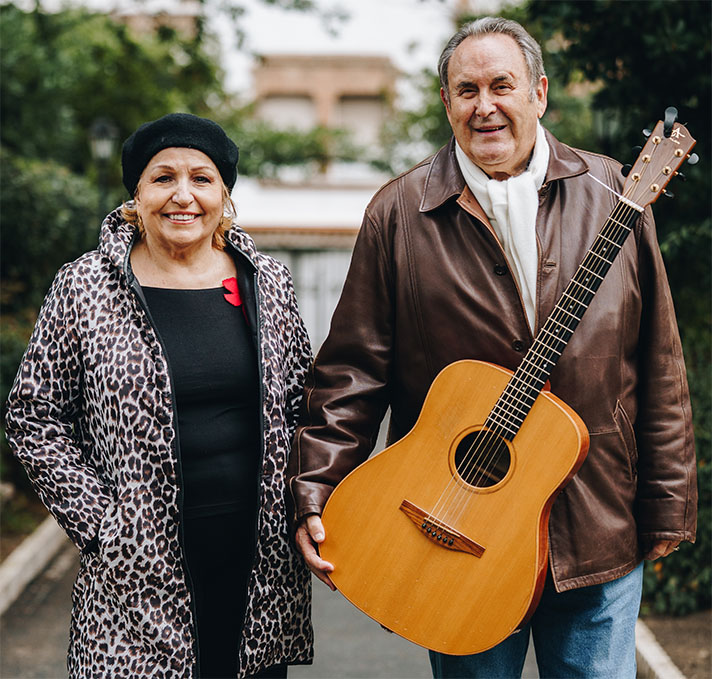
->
xmin=287 ymin=17 xmax=696 ymax=678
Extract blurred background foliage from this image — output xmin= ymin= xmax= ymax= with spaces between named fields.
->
xmin=1 ymin=0 xmax=709 ymax=614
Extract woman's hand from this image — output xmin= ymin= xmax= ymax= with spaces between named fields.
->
xmin=295 ymin=515 xmax=336 ymax=590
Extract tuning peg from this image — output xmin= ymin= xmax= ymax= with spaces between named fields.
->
xmin=687 ymin=153 xmax=700 ymax=165
xmin=662 ymin=189 xmax=675 ymax=199
xmin=663 ymin=107 xmax=678 ymax=138
xmin=675 ymin=171 xmax=687 ymax=182
xmin=632 ymin=146 xmax=643 ymax=155
xmin=621 ymin=164 xmax=632 ymax=177
xmin=642 ymin=128 xmax=652 ymax=138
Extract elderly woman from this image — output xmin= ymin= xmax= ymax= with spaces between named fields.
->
xmin=5 ymin=113 xmax=313 ymax=678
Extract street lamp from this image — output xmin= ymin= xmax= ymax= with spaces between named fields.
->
xmin=89 ymin=117 xmax=118 ymax=221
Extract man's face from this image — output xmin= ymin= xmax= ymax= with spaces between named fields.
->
xmin=441 ymin=33 xmax=548 ymax=180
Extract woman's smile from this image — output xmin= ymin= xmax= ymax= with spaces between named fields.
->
xmin=163 ymin=211 xmax=202 ymax=223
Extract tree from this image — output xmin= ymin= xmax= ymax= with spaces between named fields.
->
xmin=508 ymin=0 xmax=711 ymax=615
xmin=1 ymin=5 xmax=223 ymax=176
xmin=0 ymin=2 xmax=353 ymax=305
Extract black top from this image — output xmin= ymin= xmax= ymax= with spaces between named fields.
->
xmin=142 ymin=285 xmax=261 ymax=518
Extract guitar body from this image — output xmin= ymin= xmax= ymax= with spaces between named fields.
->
xmin=319 ymin=117 xmax=695 ymax=655
xmin=320 ymin=359 xmax=589 ymax=655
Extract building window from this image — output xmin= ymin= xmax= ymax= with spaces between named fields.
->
xmin=335 ymin=95 xmax=386 ymax=148
xmin=257 ymin=95 xmax=316 ymax=131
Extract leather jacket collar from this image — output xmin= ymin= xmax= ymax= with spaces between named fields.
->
xmin=419 ymin=130 xmax=591 ymax=214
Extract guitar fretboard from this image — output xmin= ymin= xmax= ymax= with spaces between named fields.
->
xmin=487 ymin=199 xmax=643 ymax=440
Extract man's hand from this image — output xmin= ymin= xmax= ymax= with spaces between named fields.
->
xmin=644 ymin=539 xmax=681 ymax=560
xmin=295 ymin=515 xmax=336 ymax=590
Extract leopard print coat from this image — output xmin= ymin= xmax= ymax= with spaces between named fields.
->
xmin=5 ymin=209 xmax=314 ymax=677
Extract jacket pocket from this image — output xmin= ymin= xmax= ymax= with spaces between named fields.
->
xmin=613 ymin=400 xmax=638 ymax=482
xmin=96 ymin=495 xmax=120 ymax=552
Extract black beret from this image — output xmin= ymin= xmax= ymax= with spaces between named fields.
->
xmin=121 ymin=113 xmax=239 ymax=196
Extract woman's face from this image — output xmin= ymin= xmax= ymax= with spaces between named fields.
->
xmin=135 ymin=147 xmax=224 ymax=251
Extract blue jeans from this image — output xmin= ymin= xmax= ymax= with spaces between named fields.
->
xmin=429 ymin=563 xmax=643 ymax=679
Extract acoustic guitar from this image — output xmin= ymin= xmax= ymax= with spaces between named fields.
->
xmin=319 ymin=110 xmax=696 ymax=655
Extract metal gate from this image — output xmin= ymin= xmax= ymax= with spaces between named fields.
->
xmin=264 ymin=248 xmax=354 ymax=350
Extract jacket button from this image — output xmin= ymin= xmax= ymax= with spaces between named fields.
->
xmin=512 ymin=339 xmax=525 ymax=352
xmin=494 ymin=264 xmax=507 ymax=276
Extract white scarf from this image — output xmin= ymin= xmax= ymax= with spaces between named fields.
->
xmin=455 ymin=122 xmax=549 ymax=332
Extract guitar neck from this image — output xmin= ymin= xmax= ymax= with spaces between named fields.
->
xmin=487 ymin=198 xmax=644 ymax=440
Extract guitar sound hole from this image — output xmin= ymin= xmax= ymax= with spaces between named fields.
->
xmin=454 ymin=430 xmax=510 ymax=488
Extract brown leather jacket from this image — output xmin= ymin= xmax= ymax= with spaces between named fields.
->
xmin=287 ymin=131 xmax=697 ymax=591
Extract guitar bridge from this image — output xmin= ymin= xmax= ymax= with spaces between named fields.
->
xmin=399 ymin=499 xmax=485 ymax=557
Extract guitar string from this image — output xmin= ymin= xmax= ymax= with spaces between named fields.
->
xmin=437 ymin=140 xmax=669 ymax=530
xmin=419 ymin=130 xmax=672 ymax=536
xmin=420 ymin=198 xmax=638 ymax=535
xmin=459 ymin=137 xmax=669 ymax=495
xmin=464 ymin=208 xmax=636 ymax=488
xmin=421 ymin=178 xmax=647 ymax=535
xmin=439 ymin=200 xmax=640 ymax=530
xmin=443 ymin=205 xmax=637 ymax=535
xmin=418 ymin=199 xmax=639 ymax=537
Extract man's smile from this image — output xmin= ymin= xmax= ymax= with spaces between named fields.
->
xmin=473 ymin=124 xmax=507 ymax=134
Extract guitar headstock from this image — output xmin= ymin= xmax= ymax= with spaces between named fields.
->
xmin=623 ymin=115 xmax=696 ymax=208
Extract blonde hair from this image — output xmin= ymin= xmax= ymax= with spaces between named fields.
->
xmin=121 ymin=183 xmax=236 ymax=250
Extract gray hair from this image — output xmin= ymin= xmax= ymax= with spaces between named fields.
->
xmin=438 ymin=17 xmax=545 ymax=104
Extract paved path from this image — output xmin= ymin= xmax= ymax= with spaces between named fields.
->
xmin=0 ymin=543 xmax=76 ymax=678
xmin=0 ymin=542 xmax=537 ymax=678
xmin=292 ymin=580 xmax=538 ymax=679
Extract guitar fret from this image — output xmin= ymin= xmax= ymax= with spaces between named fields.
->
xmin=569 ymin=278 xmax=596 ymax=296
xmin=490 ymin=404 xmax=526 ymax=428
xmin=553 ymin=300 xmax=583 ymax=322
xmin=546 ymin=316 xmax=572 ymax=335
xmin=534 ymin=341 xmax=562 ymax=357
xmin=518 ymin=359 xmax=552 ymax=384
xmin=597 ymin=232 xmax=621 ymax=248
xmin=489 ymin=408 xmax=526 ymax=433
xmin=503 ymin=383 xmax=543 ymax=410
xmin=494 ymin=387 xmax=537 ymax=420
xmin=525 ymin=347 xmax=557 ymax=366
xmin=608 ymin=217 xmax=633 ymax=231
xmin=561 ymin=290 xmax=587 ymax=308
xmin=497 ymin=387 xmax=537 ymax=413
xmin=541 ymin=322 xmax=573 ymax=351
xmin=491 ymin=400 xmax=528 ymax=423
xmin=484 ymin=417 xmax=518 ymax=439
xmin=499 ymin=383 xmax=534 ymax=407
xmin=536 ymin=328 xmax=567 ymax=353
xmin=588 ymin=249 xmax=613 ymax=266
xmin=489 ymin=379 xmax=542 ymax=435
xmin=593 ymin=243 xmax=620 ymax=261
xmin=506 ymin=383 xmax=539 ymax=406
xmin=489 ymin=414 xmax=524 ymax=438
xmin=580 ymin=264 xmax=604 ymax=281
